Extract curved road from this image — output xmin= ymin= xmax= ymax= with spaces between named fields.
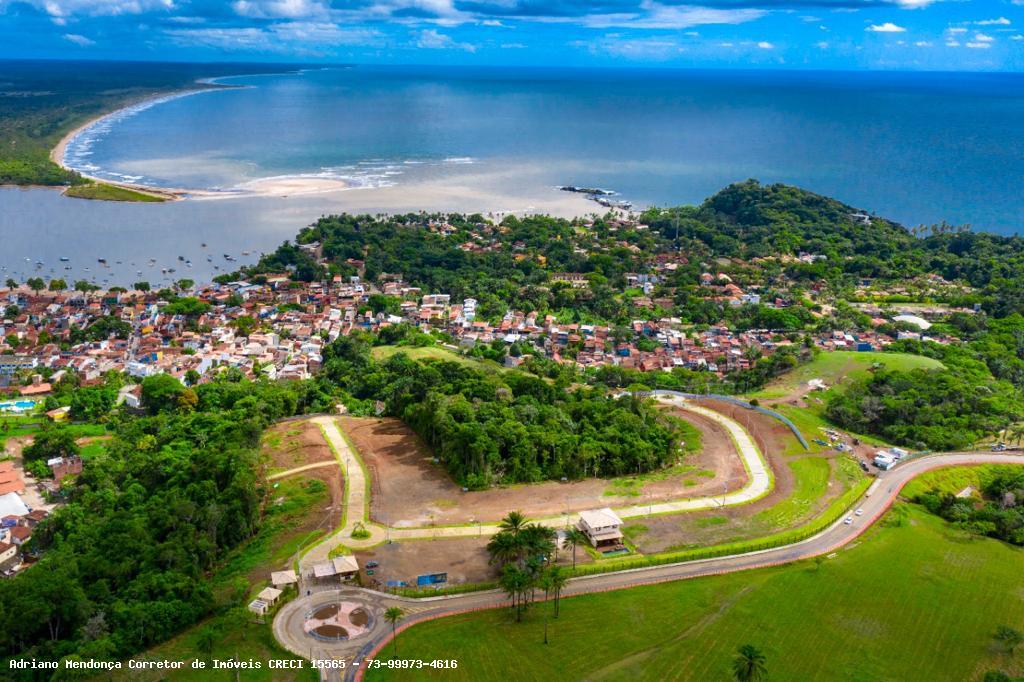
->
xmin=273 ymin=452 xmax=1024 ymax=681
xmin=301 ymin=398 xmax=771 ymax=558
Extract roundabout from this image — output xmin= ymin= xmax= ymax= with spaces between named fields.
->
xmin=304 ymin=601 xmax=372 ymax=641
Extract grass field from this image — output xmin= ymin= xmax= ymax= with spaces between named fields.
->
xmin=752 ymin=457 xmax=830 ymax=528
xmin=752 ymin=350 xmax=944 ymax=400
xmin=772 ymin=402 xmax=887 ymax=456
xmin=902 ymin=464 xmax=1022 ymax=499
xmin=368 ymin=505 xmax=1024 ymax=681
xmin=371 ymin=345 xmax=506 ymax=372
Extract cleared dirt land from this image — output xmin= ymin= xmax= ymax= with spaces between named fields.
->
xmin=259 ymin=419 xmax=344 ymax=567
xmin=353 ymin=535 xmax=595 ymax=590
xmin=341 ymin=409 xmax=747 ymax=528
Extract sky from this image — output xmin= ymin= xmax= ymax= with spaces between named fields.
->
xmin=1 ymin=0 xmax=1024 ymax=70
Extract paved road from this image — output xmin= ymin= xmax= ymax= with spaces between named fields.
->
xmin=300 ymin=417 xmax=370 ymax=569
xmin=268 ymin=460 xmax=338 ymax=481
xmin=312 ymin=452 xmax=1024 ymax=680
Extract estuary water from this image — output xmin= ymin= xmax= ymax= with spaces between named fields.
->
xmin=3 ymin=65 xmax=1024 ymax=285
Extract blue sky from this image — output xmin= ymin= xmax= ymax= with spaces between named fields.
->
xmin=1 ymin=0 xmax=1023 ymax=70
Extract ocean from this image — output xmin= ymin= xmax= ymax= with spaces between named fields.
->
xmin=3 ymin=64 xmax=1024 ymax=285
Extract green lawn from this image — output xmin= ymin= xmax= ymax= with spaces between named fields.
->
xmin=752 ymin=457 xmax=830 ymax=528
xmin=368 ymin=505 xmax=1024 ymax=681
xmin=751 ymin=350 xmax=944 ymax=400
xmin=371 ymin=345 xmax=506 ymax=371
xmin=902 ymin=464 xmax=1021 ymax=500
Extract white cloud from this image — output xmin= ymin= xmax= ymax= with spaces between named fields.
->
xmin=584 ymin=5 xmax=766 ymax=30
xmin=947 ymin=27 xmax=967 ymax=34
xmin=481 ymin=19 xmax=504 ymax=26
xmin=965 ymin=41 xmax=991 ymax=49
xmin=867 ymin=22 xmax=906 ymax=33
xmin=893 ymin=0 xmax=935 ymax=7
xmin=974 ymin=32 xmax=994 ymax=42
xmin=63 ymin=33 xmax=95 ymax=46
xmin=500 ymin=42 xmax=525 ymax=48
xmin=815 ymin=41 xmax=829 ymax=49
xmin=19 ymin=0 xmax=174 ymax=18
xmin=415 ymin=28 xmax=476 ymax=51
xmin=975 ymin=17 xmax=1010 ymax=26
xmin=1012 ymin=35 xmax=1024 ymax=41
xmin=757 ymin=40 xmax=773 ymax=49
xmin=914 ymin=40 xmax=932 ymax=46
xmin=164 ymin=22 xmax=379 ymax=52
xmin=232 ymin=0 xmax=324 ymax=19
xmin=945 ymin=40 xmax=960 ymax=47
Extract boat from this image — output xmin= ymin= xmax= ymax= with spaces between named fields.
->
xmin=59 ymin=257 xmax=69 ymax=262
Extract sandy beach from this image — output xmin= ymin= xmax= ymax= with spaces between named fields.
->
xmin=49 ymin=96 xmax=375 ymax=202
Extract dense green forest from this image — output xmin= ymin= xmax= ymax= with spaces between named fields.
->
xmin=0 ymin=375 xmax=307 ymax=673
xmin=0 ymin=60 xmax=306 ymax=187
xmin=318 ymin=334 xmax=681 ymax=488
xmin=915 ymin=467 xmax=1024 ymax=546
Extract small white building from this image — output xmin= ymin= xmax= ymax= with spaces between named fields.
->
xmin=577 ymin=508 xmax=624 ymax=549
xmin=271 ymin=570 xmax=298 ymax=589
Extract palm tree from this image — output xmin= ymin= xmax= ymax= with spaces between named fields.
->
xmin=522 ymin=524 xmax=557 ymax=562
xmin=732 ymin=644 xmax=768 ymax=682
xmin=562 ymin=528 xmax=588 ymax=570
xmin=384 ymin=607 xmax=404 ymax=655
xmin=500 ymin=510 xmax=528 ymax=536
xmin=486 ymin=530 xmax=520 ymax=567
xmin=499 ymin=564 xmax=532 ymax=622
xmin=546 ymin=566 xmax=568 ymax=618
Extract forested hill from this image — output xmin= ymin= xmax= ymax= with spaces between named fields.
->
xmin=681 ymin=180 xmax=915 ymax=258
xmin=246 ymin=180 xmax=1024 ymax=318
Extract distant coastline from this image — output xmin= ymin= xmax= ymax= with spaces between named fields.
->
xmin=50 ymin=87 xmax=221 ymax=201
xmin=49 ymin=68 xmax=326 ymax=202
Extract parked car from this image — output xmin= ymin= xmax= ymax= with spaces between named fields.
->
xmin=844 ymin=516 xmax=853 ymax=525
xmin=855 ymin=508 xmax=864 ymax=516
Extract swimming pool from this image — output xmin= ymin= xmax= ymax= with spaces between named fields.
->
xmin=0 ymin=400 xmax=36 ymax=413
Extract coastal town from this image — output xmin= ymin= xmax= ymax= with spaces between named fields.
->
xmin=1 ymin=246 xmax=956 ymax=396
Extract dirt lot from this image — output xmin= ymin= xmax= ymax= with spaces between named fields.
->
xmin=354 ymin=537 xmax=498 ymax=589
xmin=262 ymin=419 xmax=335 ymax=471
xmin=260 ymin=419 xmax=344 ymax=558
xmin=353 ymin=533 xmax=595 ymax=590
xmin=341 ymin=408 xmax=750 ymax=528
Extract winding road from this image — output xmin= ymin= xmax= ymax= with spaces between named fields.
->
xmin=271 ymin=400 xmax=1024 ymax=682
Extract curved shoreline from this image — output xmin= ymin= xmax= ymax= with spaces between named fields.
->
xmin=47 ymin=67 xmax=359 ymax=203
xmin=49 ymin=87 xmax=224 ymax=201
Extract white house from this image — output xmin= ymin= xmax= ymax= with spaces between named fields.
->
xmin=577 ymin=508 xmax=624 ymax=549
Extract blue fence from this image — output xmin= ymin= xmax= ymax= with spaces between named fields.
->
xmin=643 ymin=390 xmax=809 ymax=451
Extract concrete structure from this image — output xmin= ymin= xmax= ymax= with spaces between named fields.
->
xmin=0 ymin=493 xmax=29 ymax=519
